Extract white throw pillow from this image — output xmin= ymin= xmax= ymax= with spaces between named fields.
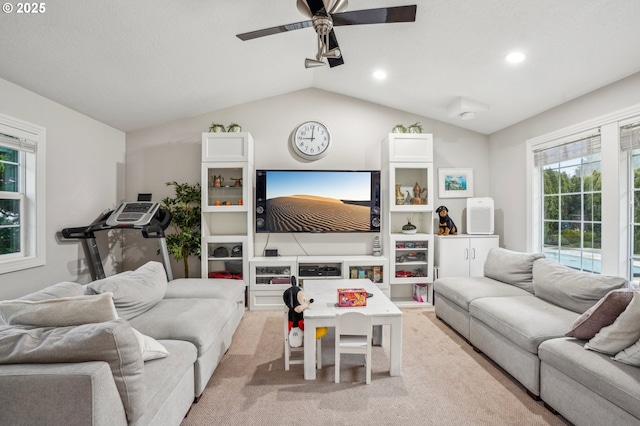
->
xmin=585 ymin=292 xmax=640 ymax=355
xmin=131 ymin=328 xmax=169 ymax=361
xmin=613 ymin=338 xmax=640 ymax=367
xmin=0 ymin=293 xmax=118 ymax=326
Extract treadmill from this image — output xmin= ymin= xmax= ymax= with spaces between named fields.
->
xmin=62 ymin=201 xmax=174 ymax=281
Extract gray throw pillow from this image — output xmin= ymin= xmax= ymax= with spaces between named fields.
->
xmin=87 ymin=261 xmax=167 ymax=320
xmin=532 ymin=259 xmax=627 ymax=313
xmin=0 ymin=319 xmax=145 ymax=422
xmin=18 ymin=282 xmax=85 ymax=301
xmin=483 ymin=247 xmax=544 ymax=293
xmin=565 ymin=288 xmax=635 ymax=339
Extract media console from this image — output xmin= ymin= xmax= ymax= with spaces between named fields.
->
xmin=248 ymin=255 xmax=390 ymax=310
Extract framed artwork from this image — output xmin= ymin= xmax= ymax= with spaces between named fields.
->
xmin=438 ymin=168 xmax=474 ymax=198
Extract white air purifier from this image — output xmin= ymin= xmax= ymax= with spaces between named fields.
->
xmin=467 ymin=197 xmax=494 ymax=234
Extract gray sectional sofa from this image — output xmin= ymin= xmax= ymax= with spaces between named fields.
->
xmin=434 ymin=248 xmax=640 ymax=426
xmin=0 ymin=261 xmax=245 ymax=426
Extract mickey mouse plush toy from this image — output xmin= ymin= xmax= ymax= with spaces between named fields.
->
xmin=283 ymin=276 xmax=313 ymax=348
xmin=436 ymin=205 xmax=458 ymax=235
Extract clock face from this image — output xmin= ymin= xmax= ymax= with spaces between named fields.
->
xmin=291 ymin=121 xmax=332 ymax=161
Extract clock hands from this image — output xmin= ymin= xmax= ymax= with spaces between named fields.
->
xmin=299 ymin=124 xmax=316 ymax=141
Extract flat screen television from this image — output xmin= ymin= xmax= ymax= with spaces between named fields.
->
xmin=255 ymin=170 xmax=381 ymax=233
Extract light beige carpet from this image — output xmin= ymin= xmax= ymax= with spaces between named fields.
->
xmin=182 ymin=307 xmax=570 ymax=425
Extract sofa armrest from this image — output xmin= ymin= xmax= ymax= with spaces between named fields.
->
xmin=0 ymin=361 xmax=127 ymax=426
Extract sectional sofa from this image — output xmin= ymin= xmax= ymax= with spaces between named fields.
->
xmin=0 ymin=261 xmax=245 ymax=426
xmin=434 ymin=248 xmax=640 ymax=426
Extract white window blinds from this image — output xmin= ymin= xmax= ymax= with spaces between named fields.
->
xmin=533 ymin=132 xmax=601 ymax=167
xmin=620 ymin=122 xmax=640 ymax=152
xmin=0 ymin=133 xmax=36 ymax=153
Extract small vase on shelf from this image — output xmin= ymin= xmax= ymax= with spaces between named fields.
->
xmin=402 ymin=220 xmax=417 ymax=234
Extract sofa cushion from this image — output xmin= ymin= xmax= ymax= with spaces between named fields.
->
xmin=483 ymin=248 xmax=544 ymax=293
xmin=539 ymin=337 xmax=640 ymax=420
xmin=434 ymin=276 xmax=533 ymax=311
xmin=470 ymin=295 xmax=579 ymax=353
xmin=128 ymin=298 xmax=236 ymax=355
xmin=18 ymin=282 xmax=85 ymax=301
xmin=0 ymin=319 xmax=145 ymax=422
xmin=585 ymin=292 xmax=640 ymax=355
xmin=87 ymin=261 xmax=167 ymax=320
xmin=0 ymin=293 xmax=118 ymax=327
xmin=165 ymin=278 xmax=244 ymax=303
xmin=532 ymin=259 xmax=627 ymax=314
xmin=565 ymin=288 xmax=635 ymax=339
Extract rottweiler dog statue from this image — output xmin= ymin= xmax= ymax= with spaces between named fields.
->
xmin=436 ymin=205 xmax=457 ymax=235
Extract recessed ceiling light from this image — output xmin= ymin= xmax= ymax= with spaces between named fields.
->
xmin=506 ymin=52 xmax=526 ymax=64
xmin=373 ymin=70 xmax=387 ymax=80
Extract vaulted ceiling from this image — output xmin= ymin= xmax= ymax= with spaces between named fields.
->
xmin=1 ymin=0 xmax=639 ymax=134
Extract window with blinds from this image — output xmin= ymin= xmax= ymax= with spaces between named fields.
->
xmin=535 ymin=132 xmax=602 ymax=272
xmin=0 ymin=114 xmax=46 ymax=274
xmin=622 ymin=122 xmax=640 ymax=283
xmin=0 ymin=134 xmax=30 ymax=257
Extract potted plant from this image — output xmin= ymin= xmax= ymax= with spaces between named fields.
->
xmin=161 ymin=181 xmax=201 ymax=278
xmin=209 ymin=123 xmax=226 ymax=132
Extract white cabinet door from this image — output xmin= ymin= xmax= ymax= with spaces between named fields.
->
xmin=469 ymin=237 xmax=499 ymax=276
xmin=436 ymin=237 xmax=471 ymax=277
xmin=436 ymin=235 xmax=499 ymax=278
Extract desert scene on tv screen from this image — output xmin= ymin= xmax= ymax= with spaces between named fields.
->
xmin=264 ymin=171 xmax=373 ymax=232
xmin=266 ymin=195 xmax=370 ymax=232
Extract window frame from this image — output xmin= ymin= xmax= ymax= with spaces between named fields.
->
xmin=526 ymin=104 xmax=640 ymax=279
xmin=0 ymin=113 xmax=46 ymax=274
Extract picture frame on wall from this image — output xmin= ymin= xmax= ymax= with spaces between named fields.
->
xmin=438 ymin=168 xmax=474 ymax=198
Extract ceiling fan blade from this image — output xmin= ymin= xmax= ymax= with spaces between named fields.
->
xmin=326 ymin=29 xmax=344 ymax=68
xmin=305 ymin=0 xmax=327 ymax=15
xmin=332 ymin=5 xmax=417 ymax=26
xmin=236 ymin=20 xmax=313 ymax=41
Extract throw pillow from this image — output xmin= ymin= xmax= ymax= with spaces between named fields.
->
xmin=87 ymin=261 xmax=168 ymax=320
xmin=131 ymin=328 xmax=169 ymax=361
xmin=613 ymin=338 xmax=640 ymax=367
xmin=585 ymin=292 xmax=640 ymax=355
xmin=0 ymin=319 xmax=145 ymax=422
xmin=483 ymin=248 xmax=544 ymax=293
xmin=532 ymin=259 xmax=627 ymax=313
xmin=565 ymin=288 xmax=635 ymax=339
xmin=18 ymin=282 xmax=85 ymax=301
xmin=0 ymin=293 xmax=118 ymax=327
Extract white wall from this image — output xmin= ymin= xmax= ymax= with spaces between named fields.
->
xmin=125 ymin=88 xmax=490 ymax=277
xmin=489 ymin=71 xmax=640 ymax=251
xmin=0 ymin=78 xmax=126 ymax=299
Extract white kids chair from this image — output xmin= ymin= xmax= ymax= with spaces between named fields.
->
xmin=334 ymin=311 xmax=372 ymax=384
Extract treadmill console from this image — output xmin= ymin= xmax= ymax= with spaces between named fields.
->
xmin=105 ymin=202 xmax=161 ymax=227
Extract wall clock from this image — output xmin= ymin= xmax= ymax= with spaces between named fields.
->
xmin=290 ymin=121 xmax=332 ymax=161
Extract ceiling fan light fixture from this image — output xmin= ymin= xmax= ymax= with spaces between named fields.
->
xmin=305 ymin=58 xmax=326 ymax=68
xmin=460 ymin=112 xmax=476 ymax=120
xmin=322 ymin=48 xmax=341 ymax=59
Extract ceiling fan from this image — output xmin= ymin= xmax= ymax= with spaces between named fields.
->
xmin=236 ymin=0 xmax=417 ymax=68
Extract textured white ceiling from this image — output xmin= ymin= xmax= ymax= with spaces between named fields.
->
xmin=1 ymin=0 xmax=639 ymax=134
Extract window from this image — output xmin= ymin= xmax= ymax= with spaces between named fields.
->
xmin=622 ymin=121 xmax=640 ymax=284
xmin=0 ymin=113 xmax=46 ymax=273
xmin=533 ymin=133 xmax=602 ymax=272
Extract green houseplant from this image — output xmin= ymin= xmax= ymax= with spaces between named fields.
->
xmin=161 ymin=181 xmax=201 ymax=278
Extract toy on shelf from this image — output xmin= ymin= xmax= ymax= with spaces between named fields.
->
xmin=436 ymin=205 xmax=457 ymax=235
